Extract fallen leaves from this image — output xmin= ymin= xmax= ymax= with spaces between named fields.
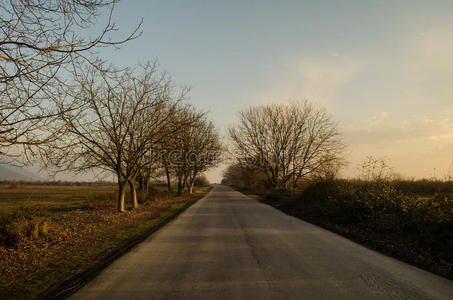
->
xmin=0 ymin=196 xmax=192 ymax=299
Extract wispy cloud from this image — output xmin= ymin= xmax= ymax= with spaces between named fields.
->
xmin=296 ymin=58 xmax=358 ymax=105
xmin=368 ymin=112 xmax=389 ymax=126
xmin=341 ymin=112 xmax=453 ymax=178
xmin=248 ymin=56 xmax=359 ymax=108
xmin=242 ymin=27 xmax=453 ymax=179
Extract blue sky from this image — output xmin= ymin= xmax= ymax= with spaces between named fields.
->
xmin=88 ymin=0 xmax=453 ymax=182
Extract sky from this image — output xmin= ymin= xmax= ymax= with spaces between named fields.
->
xmin=79 ymin=0 xmax=453 ymax=182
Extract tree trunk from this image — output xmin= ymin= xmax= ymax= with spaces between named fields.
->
xmin=182 ymin=172 xmax=188 ymax=195
xmin=187 ymin=171 xmax=197 ymax=195
xmin=165 ymin=167 xmax=171 ymax=192
xmin=177 ymin=174 xmax=182 ymax=196
xmin=188 ymin=179 xmax=195 ymax=195
xmin=118 ymin=181 xmax=126 ymax=212
xmin=143 ymin=178 xmax=149 ymax=201
xmin=139 ymin=175 xmax=149 ymax=203
xmin=129 ymin=179 xmax=138 ymax=209
xmin=185 ymin=178 xmax=191 ymax=195
xmin=138 ymin=176 xmax=145 ymax=202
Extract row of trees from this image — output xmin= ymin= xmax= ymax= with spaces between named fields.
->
xmin=2 ymin=1 xmax=342 ymax=209
xmin=1 ymin=1 xmax=222 ymax=212
xmin=44 ymin=62 xmax=222 ymax=212
xmin=226 ymin=101 xmax=344 ymax=191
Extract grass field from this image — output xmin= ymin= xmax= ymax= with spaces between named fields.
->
xmin=0 ymin=184 xmax=118 ymax=209
xmin=0 ymin=184 xmax=210 ymax=299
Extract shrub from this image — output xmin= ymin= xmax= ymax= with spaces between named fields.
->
xmin=298 ymin=179 xmax=453 ymax=237
xmin=194 ymin=175 xmax=209 ymax=187
xmin=0 ymin=207 xmax=49 ymax=247
xmin=264 ymin=189 xmax=294 ymax=204
xmin=265 ymin=190 xmax=283 ymax=202
xmin=393 ymin=179 xmax=453 ymax=197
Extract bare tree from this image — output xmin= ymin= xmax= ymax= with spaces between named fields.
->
xmin=310 ymin=153 xmax=346 ymax=181
xmin=221 ymin=162 xmax=268 ymax=191
xmin=135 ymin=150 xmax=164 ymax=201
xmin=359 ymin=156 xmax=393 ymax=182
xmin=124 ymin=97 xmax=196 ymax=208
xmin=128 ymin=104 xmax=203 ymax=199
xmin=229 ymin=100 xmax=343 ymax=190
xmin=184 ymin=119 xmax=222 ymax=194
xmin=46 ymin=62 xmax=187 ymax=212
xmin=287 ymin=102 xmax=344 ymax=189
xmin=171 ymin=110 xmax=222 ymax=195
xmin=0 ymin=0 xmax=141 ymax=157
xmin=155 ymin=137 xmax=176 ymax=193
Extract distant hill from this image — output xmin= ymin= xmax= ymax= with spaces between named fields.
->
xmin=0 ymin=164 xmax=40 ymax=181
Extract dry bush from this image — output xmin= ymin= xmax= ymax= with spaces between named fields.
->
xmin=0 ymin=207 xmax=49 ymax=247
xmin=194 ymin=175 xmax=209 ymax=187
xmin=299 ymin=180 xmax=453 ymax=250
xmin=393 ymin=179 xmax=453 ymax=197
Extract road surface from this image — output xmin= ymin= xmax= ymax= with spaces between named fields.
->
xmin=71 ymin=185 xmax=453 ymax=299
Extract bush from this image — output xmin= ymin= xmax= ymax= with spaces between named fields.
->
xmin=0 ymin=207 xmax=49 ymax=247
xmin=265 ymin=190 xmax=293 ymax=203
xmin=393 ymin=179 xmax=453 ymax=197
xmin=298 ymin=179 xmax=453 ymax=235
xmin=194 ymin=175 xmax=209 ymax=187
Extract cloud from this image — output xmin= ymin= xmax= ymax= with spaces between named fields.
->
xmin=341 ymin=112 xmax=453 ymax=178
xmin=374 ymin=29 xmax=453 ymax=110
xmin=344 ymin=112 xmax=453 ymax=146
xmin=248 ymin=56 xmax=359 ymax=108
xmin=242 ymin=28 xmax=453 ymax=179
xmin=294 ymin=57 xmax=359 ymax=106
xmin=404 ymin=31 xmax=453 ymax=93
xmin=368 ymin=112 xmax=389 ymax=126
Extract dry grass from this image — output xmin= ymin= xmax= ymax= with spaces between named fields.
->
xmin=0 ymin=184 xmax=210 ymax=299
xmin=0 ymin=184 xmax=117 ymax=209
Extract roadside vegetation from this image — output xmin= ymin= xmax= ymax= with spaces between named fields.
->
xmin=224 ymin=102 xmax=453 ymax=280
xmin=0 ymin=1 xmax=221 ymax=298
xmin=0 ymin=183 xmax=211 ymax=299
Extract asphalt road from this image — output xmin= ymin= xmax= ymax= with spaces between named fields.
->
xmin=70 ymin=185 xmax=453 ymax=299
